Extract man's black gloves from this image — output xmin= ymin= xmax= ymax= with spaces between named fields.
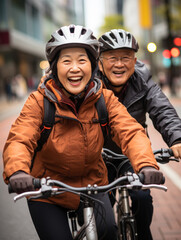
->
xmin=140 ymin=167 xmax=164 ymax=184
xmin=9 ymin=171 xmax=34 ymax=193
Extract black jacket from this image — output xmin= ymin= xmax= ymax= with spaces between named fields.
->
xmin=102 ymin=60 xmax=181 ymax=152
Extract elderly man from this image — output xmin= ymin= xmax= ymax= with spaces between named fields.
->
xmin=97 ymin=28 xmax=181 ymax=240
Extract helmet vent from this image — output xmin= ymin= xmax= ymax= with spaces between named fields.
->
xmin=102 ymin=35 xmax=113 ymax=45
xmin=91 ymin=35 xmax=96 ymax=40
xmin=49 ymin=38 xmax=54 ymax=43
xmin=57 ymin=29 xmax=63 ymax=36
xmin=110 ymin=33 xmax=117 ymax=43
xmin=70 ymin=26 xmax=74 ymax=33
xmin=81 ymin=28 xmax=86 ymax=35
xmin=119 ymin=32 xmax=123 ymax=39
xmin=127 ymin=33 xmax=131 ymax=43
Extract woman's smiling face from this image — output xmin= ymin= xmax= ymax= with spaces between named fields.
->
xmin=57 ymin=47 xmax=92 ymax=96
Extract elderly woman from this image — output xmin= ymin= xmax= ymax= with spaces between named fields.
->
xmin=3 ymin=25 xmax=163 ymax=240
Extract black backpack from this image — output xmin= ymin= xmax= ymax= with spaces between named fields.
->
xmin=30 ymin=93 xmax=110 ymax=170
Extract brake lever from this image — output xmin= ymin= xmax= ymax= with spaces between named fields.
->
xmin=170 ymin=157 xmax=180 ymax=162
xmin=29 ymin=188 xmax=59 ymax=200
xmin=14 ymin=189 xmax=42 ymax=202
xmin=13 ymin=184 xmax=54 ymax=202
xmin=141 ymin=184 xmax=167 ymax=192
xmin=155 ymin=156 xmax=179 ymax=163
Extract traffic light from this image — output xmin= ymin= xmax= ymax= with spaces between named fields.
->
xmin=171 ymin=37 xmax=181 ymax=66
xmin=162 ymin=50 xmax=171 ymax=67
xmin=173 ymin=37 xmax=181 ymax=47
xmin=162 ymin=36 xmax=181 ymax=67
xmin=170 ymin=47 xmax=180 ymax=58
xmin=162 ymin=49 xmax=171 ymax=59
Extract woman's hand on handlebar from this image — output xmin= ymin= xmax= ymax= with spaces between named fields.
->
xmin=139 ymin=167 xmax=164 ymax=184
xmin=9 ymin=171 xmax=34 ymax=194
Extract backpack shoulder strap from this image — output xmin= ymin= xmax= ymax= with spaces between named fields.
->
xmin=31 ymin=97 xmax=55 ymax=171
xmin=95 ymin=93 xmax=110 ymax=141
xmin=38 ymin=97 xmax=55 ymax=149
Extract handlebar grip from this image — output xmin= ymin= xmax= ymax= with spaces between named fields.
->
xmin=33 ymin=178 xmax=41 ymax=188
xmin=8 ymin=178 xmax=41 ymax=194
xmin=8 ymin=183 xmax=14 ymax=193
xmin=138 ymin=173 xmax=165 ymax=184
xmin=138 ymin=173 xmax=144 ymax=183
xmin=161 ymin=176 xmax=166 ymax=184
xmin=168 ymin=148 xmax=174 ymax=156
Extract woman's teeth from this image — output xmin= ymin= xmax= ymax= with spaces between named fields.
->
xmin=68 ymin=77 xmax=82 ymax=82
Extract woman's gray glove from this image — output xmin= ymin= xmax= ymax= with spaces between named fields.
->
xmin=139 ymin=167 xmax=164 ymax=184
xmin=9 ymin=171 xmax=34 ymax=193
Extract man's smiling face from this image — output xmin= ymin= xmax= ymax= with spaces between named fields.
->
xmin=99 ymin=49 xmax=137 ymax=90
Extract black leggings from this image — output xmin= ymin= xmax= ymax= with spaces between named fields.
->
xmin=27 ymin=193 xmax=118 ymax=240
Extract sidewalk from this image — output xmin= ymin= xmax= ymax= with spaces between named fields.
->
xmin=151 ymin=172 xmax=181 ymax=240
xmin=147 ymin=107 xmax=181 ymax=240
xmin=0 ymin=94 xmax=29 ymax=122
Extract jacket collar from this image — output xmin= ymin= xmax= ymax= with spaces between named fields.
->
xmin=38 ymin=76 xmax=103 ymax=106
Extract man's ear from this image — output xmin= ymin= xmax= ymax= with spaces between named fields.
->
xmin=134 ymin=57 xmax=137 ymax=64
xmin=98 ymin=60 xmax=103 ymax=72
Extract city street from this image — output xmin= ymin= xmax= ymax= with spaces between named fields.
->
xmin=0 ymin=96 xmax=39 ymax=240
xmin=0 ymin=94 xmax=181 ymax=240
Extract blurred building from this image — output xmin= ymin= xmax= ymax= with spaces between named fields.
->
xmin=0 ymin=0 xmax=85 ymax=94
xmin=104 ymin=0 xmax=123 ymax=15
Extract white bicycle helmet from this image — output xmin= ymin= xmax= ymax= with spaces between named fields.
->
xmin=99 ymin=29 xmax=139 ymax=53
xmin=46 ymin=24 xmax=99 ymax=63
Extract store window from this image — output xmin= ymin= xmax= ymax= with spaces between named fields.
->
xmin=11 ymin=0 xmax=42 ymax=40
xmin=0 ymin=0 xmax=8 ymax=29
xmin=11 ymin=0 xmax=26 ymax=33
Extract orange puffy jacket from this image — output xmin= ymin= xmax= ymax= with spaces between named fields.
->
xmin=3 ymin=78 xmax=158 ymax=209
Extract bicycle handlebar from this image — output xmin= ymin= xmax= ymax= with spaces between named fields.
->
xmin=10 ymin=173 xmax=167 ymax=202
xmin=9 ymin=148 xmax=173 ymax=194
xmin=102 ymin=148 xmax=179 ymax=164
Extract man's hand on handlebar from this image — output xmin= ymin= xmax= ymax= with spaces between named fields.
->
xmin=170 ymin=143 xmax=181 ymax=160
xmin=9 ymin=171 xmax=34 ymax=194
xmin=139 ymin=167 xmax=164 ymax=184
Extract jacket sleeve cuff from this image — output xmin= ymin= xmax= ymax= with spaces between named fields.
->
xmin=171 ymin=139 xmax=181 ymax=146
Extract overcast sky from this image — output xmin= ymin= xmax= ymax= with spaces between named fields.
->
xmin=84 ymin=0 xmax=105 ymax=36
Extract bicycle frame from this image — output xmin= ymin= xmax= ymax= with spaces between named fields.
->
xmin=68 ymin=187 xmax=136 ymax=240
xmin=83 ymin=199 xmax=98 ymax=240
xmin=68 ymin=202 xmax=98 ymax=240
xmin=117 ymin=187 xmax=137 ymax=240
